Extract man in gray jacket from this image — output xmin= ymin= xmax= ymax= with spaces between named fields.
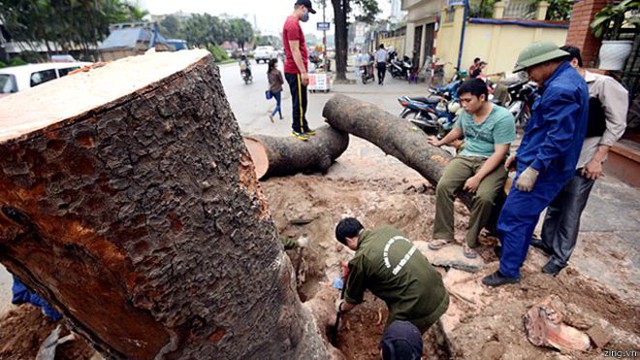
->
xmin=532 ymin=45 xmax=629 ymax=275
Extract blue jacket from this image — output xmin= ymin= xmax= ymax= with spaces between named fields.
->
xmin=516 ymin=61 xmax=589 ymax=176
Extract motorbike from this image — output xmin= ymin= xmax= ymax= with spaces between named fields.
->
xmin=360 ymin=62 xmax=375 ymax=84
xmin=398 ymin=94 xmax=461 ymax=137
xmin=506 ymin=80 xmax=537 ymax=128
xmin=389 ymin=55 xmax=412 ymax=79
xmin=428 ymin=79 xmax=463 ymax=101
xmin=241 ymin=68 xmax=253 ymax=84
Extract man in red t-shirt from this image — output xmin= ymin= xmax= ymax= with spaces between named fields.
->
xmin=283 ymin=0 xmax=316 ymax=141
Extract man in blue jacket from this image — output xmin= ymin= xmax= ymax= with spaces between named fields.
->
xmin=482 ymin=42 xmax=589 ymax=287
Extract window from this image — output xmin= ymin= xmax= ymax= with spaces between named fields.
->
xmin=30 ymin=69 xmax=58 ymax=87
xmin=0 ymin=74 xmax=17 ymax=94
xmin=58 ymin=67 xmax=80 ymax=77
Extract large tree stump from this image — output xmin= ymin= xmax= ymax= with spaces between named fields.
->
xmin=322 ymin=94 xmax=475 ymax=207
xmin=0 ymin=51 xmax=330 ymax=359
xmin=243 ymin=125 xmax=348 ymax=179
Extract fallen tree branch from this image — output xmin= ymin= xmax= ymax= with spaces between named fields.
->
xmin=244 ymin=125 xmax=348 ymax=179
xmin=322 ymin=94 xmax=474 ymax=208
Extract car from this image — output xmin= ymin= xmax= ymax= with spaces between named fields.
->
xmin=0 ymin=62 xmax=92 ymax=98
xmin=253 ymin=46 xmax=278 ymax=63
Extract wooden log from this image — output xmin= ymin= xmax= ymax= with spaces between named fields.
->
xmin=0 ymin=50 xmax=331 ymax=359
xmin=243 ymin=126 xmax=348 ymax=179
xmin=322 ymin=94 xmax=474 ymax=207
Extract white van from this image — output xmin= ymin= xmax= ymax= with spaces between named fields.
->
xmin=0 ymin=62 xmax=92 ymax=97
xmin=253 ymin=46 xmax=278 ymax=64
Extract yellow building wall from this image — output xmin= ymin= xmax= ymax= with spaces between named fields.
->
xmin=437 ymin=23 xmax=458 ymax=72
xmin=377 ymin=35 xmax=406 ymax=57
xmin=437 ymin=21 xmax=567 ymax=77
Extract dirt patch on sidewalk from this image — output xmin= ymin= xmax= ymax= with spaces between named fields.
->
xmin=0 ymin=174 xmax=638 ymax=359
xmin=262 ymin=175 xmax=640 ymax=359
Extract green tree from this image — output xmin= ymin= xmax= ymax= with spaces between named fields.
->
xmin=331 ymin=0 xmax=380 ymax=81
xmin=228 ymin=18 xmax=253 ymax=51
xmin=159 ymin=15 xmax=181 ymax=39
xmin=0 ymin=0 xmax=147 ymax=61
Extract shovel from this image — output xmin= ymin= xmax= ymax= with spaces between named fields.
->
xmin=329 ymin=279 xmax=347 ymax=346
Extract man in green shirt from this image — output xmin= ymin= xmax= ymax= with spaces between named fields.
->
xmin=334 ymin=217 xmax=449 ymax=333
xmin=428 ymin=78 xmax=516 ymax=258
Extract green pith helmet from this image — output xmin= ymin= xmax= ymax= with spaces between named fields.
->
xmin=513 ymin=41 xmax=569 ymax=73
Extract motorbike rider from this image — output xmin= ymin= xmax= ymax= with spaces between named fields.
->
xmin=239 ymin=54 xmax=252 ymax=79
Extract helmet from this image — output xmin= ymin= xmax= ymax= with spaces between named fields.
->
xmin=447 ymin=101 xmax=461 ymax=113
xmin=513 ymin=42 xmax=569 ymax=73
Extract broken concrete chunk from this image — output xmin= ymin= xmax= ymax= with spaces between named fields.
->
xmin=587 ymin=325 xmax=612 ymax=348
xmin=523 ymin=295 xmax=591 ymax=352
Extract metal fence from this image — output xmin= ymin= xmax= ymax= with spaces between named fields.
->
xmin=444 ymin=8 xmax=455 ymax=23
xmin=504 ymin=2 xmax=534 ymax=19
xmin=620 ymin=30 xmax=640 ymax=97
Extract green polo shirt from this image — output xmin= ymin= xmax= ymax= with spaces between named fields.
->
xmin=454 ymin=104 xmax=516 ymax=158
xmin=345 ymin=226 xmax=449 ymax=331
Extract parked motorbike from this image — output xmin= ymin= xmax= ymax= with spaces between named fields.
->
xmin=360 ymin=62 xmax=375 ymax=84
xmin=428 ymin=79 xmax=463 ymax=101
xmin=389 ymin=55 xmax=412 ymax=79
xmin=506 ymin=80 xmax=537 ymax=127
xmin=398 ymin=94 xmax=461 ymax=137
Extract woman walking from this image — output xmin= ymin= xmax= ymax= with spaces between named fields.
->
xmin=267 ymin=58 xmax=284 ymax=122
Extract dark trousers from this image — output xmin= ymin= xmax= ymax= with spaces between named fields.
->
xmin=285 ymin=72 xmax=309 ymax=133
xmin=540 ymin=170 xmax=595 ymax=267
xmin=377 ymin=63 xmax=386 ymax=84
xmin=498 ymin=168 xmax=571 ymax=278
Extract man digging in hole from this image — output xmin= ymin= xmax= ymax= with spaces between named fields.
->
xmin=334 ymin=218 xmax=449 ymax=342
xmin=427 ymin=78 xmax=516 ymax=259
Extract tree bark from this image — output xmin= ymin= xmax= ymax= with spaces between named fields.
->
xmin=243 ymin=125 xmax=349 ymax=179
xmin=322 ymin=94 xmax=475 ymax=208
xmin=331 ymin=0 xmax=349 ymax=82
xmin=0 ymin=50 xmax=330 ymax=359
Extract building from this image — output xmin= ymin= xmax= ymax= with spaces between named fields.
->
xmin=401 ymin=0 xmax=440 ymax=71
xmin=98 ymin=22 xmax=172 ymax=61
xmin=390 ymin=0 xmax=406 ymax=22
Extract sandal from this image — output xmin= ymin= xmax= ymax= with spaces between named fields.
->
xmin=428 ymin=239 xmax=450 ymax=250
xmin=463 ymin=244 xmax=479 ymax=259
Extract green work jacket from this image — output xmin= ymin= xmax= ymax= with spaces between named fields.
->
xmin=345 ymin=226 xmax=449 ymax=331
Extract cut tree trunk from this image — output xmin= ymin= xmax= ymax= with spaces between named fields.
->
xmin=322 ymin=94 xmax=475 ymax=208
xmin=243 ymin=126 xmax=349 ymax=179
xmin=0 ymin=50 xmax=331 ymax=359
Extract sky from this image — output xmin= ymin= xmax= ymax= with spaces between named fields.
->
xmin=138 ymin=0 xmax=391 ymax=37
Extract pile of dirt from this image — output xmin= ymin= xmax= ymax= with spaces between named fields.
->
xmin=261 ymin=175 xmax=640 ymax=360
xmin=1 ymin=173 xmax=638 ymax=360
xmin=262 ymin=175 xmax=473 ymax=359
xmin=0 ymin=305 xmax=95 ymax=360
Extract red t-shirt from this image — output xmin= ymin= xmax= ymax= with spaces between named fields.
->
xmin=283 ymin=15 xmax=308 ymax=74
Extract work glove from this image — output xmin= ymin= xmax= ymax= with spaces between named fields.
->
xmin=296 ymin=234 xmax=309 ymax=248
xmin=335 ymin=299 xmax=344 ymax=313
xmin=515 ymin=167 xmax=539 ymax=192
